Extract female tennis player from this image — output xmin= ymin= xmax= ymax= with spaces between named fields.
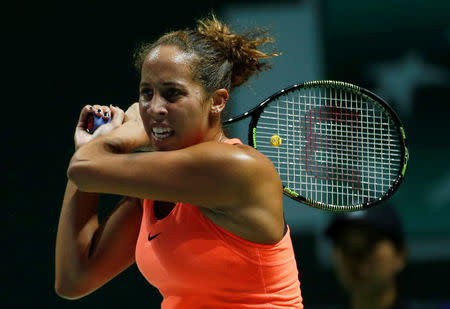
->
xmin=55 ymin=15 xmax=303 ymax=308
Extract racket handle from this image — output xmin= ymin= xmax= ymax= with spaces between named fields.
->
xmin=86 ymin=113 xmax=112 ymax=134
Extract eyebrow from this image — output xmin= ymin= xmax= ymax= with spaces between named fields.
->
xmin=162 ymin=81 xmax=184 ymax=87
xmin=139 ymin=81 xmax=185 ymax=88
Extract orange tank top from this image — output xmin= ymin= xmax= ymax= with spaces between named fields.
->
xmin=135 ymin=138 xmax=303 ymax=308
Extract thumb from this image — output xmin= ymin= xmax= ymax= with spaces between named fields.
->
xmin=77 ymin=105 xmax=92 ymax=128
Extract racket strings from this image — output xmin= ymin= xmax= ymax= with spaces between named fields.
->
xmin=259 ymin=113 xmax=394 ymax=133
xmin=254 ymin=87 xmax=401 ymax=207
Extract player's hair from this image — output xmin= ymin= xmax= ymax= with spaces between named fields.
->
xmin=134 ymin=14 xmax=278 ymax=96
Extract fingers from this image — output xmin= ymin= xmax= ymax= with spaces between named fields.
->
xmin=109 ymin=105 xmax=125 ymax=126
xmin=91 ymin=105 xmax=112 ymax=121
xmin=90 ymin=106 xmax=124 ymax=137
xmin=77 ymin=104 xmax=126 ymax=136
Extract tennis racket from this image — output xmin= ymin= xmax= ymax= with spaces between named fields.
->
xmin=223 ymin=80 xmax=409 ymax=212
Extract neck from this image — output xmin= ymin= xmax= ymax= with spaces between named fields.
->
xmin=350 ymin=282 xmax=397 ymax=309
xmin=214 ymin=130 xmax=228 ymax=143
xmin=205 ymin=118 xmax=228 ymax=143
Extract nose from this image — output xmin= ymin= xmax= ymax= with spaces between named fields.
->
xmin=350 ymin=260 xmax=371 ymax=279
xmin=145 ymin=96 xmax=168 ymax=120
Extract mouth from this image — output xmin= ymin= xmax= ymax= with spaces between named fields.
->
xmin=152 ymin=126 xmax=175 ymax=140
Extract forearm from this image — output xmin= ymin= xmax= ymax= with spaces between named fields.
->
xmin=55 ymin=180 xmax=100 ymax=298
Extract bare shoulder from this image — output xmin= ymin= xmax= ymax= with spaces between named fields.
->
xmin=232 ymin=143 xmax=275 ymax=164
xmin=187 ymin=140 xmax=276 ymax=166
xmin=185 ymin=141 xmax=282 ymax=204
xmin=185 ymin=141 xmax=281 ymax=184
xmin=230 ymin=143 xmax=281 ymax=179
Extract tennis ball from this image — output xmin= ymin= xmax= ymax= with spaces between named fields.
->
xmin=270 ymin=135 xmax=282 ymax=146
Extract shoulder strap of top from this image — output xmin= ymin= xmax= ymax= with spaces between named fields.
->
xmin=224 ymin=138 xmax=243 ymax=145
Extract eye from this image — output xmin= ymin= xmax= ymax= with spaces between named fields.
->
xmin=164 ymin=88 xmax=183 ymax=102
xmin=140 ymin=88 xmax=153 ymax=101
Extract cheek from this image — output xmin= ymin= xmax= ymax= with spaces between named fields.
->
xmin=139 ymin=102 xmax=145 ymax=115
xmin=372 ymin=242 xmax=403 ymax=278
xmin=172 ymin=102 xmax=205 ymax=126
xmin=139 ymin=103 xmax=149 ymax=123
xmin=140 ymin=99 xmax=150 ymax=110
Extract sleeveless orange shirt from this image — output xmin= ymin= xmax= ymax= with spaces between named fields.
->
xmin=135 ymin=138 xmax=303 ymax=308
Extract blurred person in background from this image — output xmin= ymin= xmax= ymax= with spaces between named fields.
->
xmin=325 ymin=204 xmax=409 ymax=309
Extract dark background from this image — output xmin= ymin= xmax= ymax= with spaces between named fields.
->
xmin=4 ymin=0 xmax=450 ymax=307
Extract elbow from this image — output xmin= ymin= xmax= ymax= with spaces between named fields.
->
xmin=67 ymin=158 xmax=82 ymax=187
xmin=54 ymin=254 xmax=94 ymax=300
xmin=54 ymin=278 xmax=88 ymax=300
xmin=55 ymin=269 xmax=100 ymax=300
xmin=67 ymin=156 xmax=95 ymax=192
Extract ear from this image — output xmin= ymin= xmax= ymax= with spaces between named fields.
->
xmin=394 ymin=248 xmax=407 ymax=273
xmin=210 ymin=89 xmax=229 ymax=115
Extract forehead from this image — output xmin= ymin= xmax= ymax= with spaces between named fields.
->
xmin=141 ymin=45 xmax=196 ymax=83
xmin=333 ymin=223 xmax=391 ymax=251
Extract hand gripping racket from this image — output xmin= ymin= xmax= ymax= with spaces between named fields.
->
xmin=223 ymin=80 xmax=409 ymax=212
xmin=86 ymin=113 xmax=112 ymax=134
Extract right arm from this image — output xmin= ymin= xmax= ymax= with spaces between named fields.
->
xmin=55 ymin=104 xmax=144 ymax=299
xmin=55 ymin=182 xmax=142 ymax=299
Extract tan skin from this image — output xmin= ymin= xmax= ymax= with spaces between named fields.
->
xmin=55 ymin=45 xmax=284 ymax=299
xmin=332 ymin=227 xmax=406 ymax=309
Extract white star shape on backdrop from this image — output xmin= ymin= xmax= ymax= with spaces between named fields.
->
xmin=367 ymin=50 xmax=450 ymax=118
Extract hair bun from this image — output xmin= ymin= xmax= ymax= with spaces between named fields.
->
xmin=196 ymin=15 xmax=278 ymax=88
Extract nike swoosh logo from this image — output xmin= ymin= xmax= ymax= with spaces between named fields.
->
xmin=148 ymin=232 xmax=161 ymax=241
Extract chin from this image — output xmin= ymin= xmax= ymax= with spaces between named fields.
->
xmin=344 ymin=279 xmax=373 ymax=292
xmin=151 ymin=132 xmax=201 ymax=151
xmin=151 ymin=138 xmax=181 ymax=151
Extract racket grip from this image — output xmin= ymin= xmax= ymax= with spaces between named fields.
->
xmin=86 ymin=113 xmax=112 ymax=134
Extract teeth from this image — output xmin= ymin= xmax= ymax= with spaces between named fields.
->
xmin=152 ymin=127 xmax=173 ymax=134
xmin=152 ymin=127 xmax=174 ymax=140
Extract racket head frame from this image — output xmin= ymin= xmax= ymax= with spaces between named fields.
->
xmin=224 ymin=80 xmax=409 ymax=212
